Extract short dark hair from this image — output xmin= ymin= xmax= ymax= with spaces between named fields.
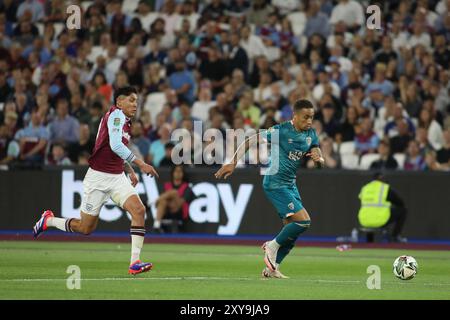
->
xmin=293 ymin=99 xmax=314 ymax=112
xmin=114 ymin=86 xmax=138 ymax=106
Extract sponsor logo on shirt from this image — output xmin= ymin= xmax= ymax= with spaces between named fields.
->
xmin=113 ymin=118 xmax=121 ymax=126
xmin=288 ymin=150 xmax=304 ymax=161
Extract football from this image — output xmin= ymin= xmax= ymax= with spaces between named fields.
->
xmin=393 ymin=255 xmax=419 ymax=280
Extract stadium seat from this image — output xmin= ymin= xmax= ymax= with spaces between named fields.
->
xmin=340 ymin=154 xmax=359 ymax=169
xmin=359 ymin=153 xmax=381 ymax=170
xmin=393 ymin=153 xmax=406 ymax=168
xmin=338 ymin=141 xmax=356 ymax=155
xmin=144 ymin=92 xmax=166 ymax=126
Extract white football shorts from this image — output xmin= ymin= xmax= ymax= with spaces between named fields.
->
xmin=80 ymin=168 xmax=138 ymax=216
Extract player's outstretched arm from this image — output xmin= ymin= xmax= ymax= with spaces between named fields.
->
xmin=306 ymin=147 xmax=325 ymax=169
xmin=215 ymin=133 xmax=260 ymax=179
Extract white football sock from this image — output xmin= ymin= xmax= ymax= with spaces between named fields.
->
xmin=130 ymin=234 xmax=144 ymax=264
xmin=46 ymin=217 xmax=67 ymax=231
xmin=268 ymin=239 xmax=281 ymax=250
xmin=153 ymin=220 xmax=161 ymax=229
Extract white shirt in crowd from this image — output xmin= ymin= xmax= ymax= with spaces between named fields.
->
xmin=408 ymin=32 xmax=432 ymax=50
xmin=191 ymin=100 xmax=216 ymax=123
xmin=287 ymin=10 xmax=307 ymax=36
xmin=253 ymin=86 xmax=273 ymax=105
xmin=240 ymin=35 xmax=269 ymax=61
xmin=312 ymin=82 xmax=341 ymax=102
xmin=271 ymin=0 xmax=301 ymax=16
xmin=436 ymin=0 xmax=449 ymax=15
xmin=329 ymin=0 xmax=365 ymax=27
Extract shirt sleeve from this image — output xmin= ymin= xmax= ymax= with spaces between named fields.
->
xmin=309 ymin=128 xmax=320 ymax=150
xmin=107 ymin=109 xmax=136 ymax=163
xmin=262 ymin=124 xmax=281 ymax=143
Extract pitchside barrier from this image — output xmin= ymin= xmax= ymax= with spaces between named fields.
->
xmin=0 ymin=167 xmax=449 ymax=240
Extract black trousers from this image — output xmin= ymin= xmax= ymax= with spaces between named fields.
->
xmin=384 ymin=207 xmax=407 ymax=237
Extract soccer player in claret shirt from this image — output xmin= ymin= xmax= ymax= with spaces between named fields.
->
xmin=215 ymin=99 xmax=324 ymax=278
xmin=32 ymin=86 xmax=159 ymax=275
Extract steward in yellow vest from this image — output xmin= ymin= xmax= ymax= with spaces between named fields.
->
xmin=358 ymin=173 xmax=408 ymax=242
xmin=358 ymin=180 xmax=391 ymax=228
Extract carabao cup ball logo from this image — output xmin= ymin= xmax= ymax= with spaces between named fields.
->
xmin=288 ymin=202 xmax=294 ymax=210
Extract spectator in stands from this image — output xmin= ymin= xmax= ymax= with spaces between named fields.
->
xmin=47 ymin=142 xmax=71 ymax=166
xmin=168 ymin=59 xmax=196 ymax=104
xmin=319 ymin=103 xmax=340 ymax=139
xmin=67 ymin=124 xmax=94 ymax=164
xmin=240 ymin=24 xmax=269 ymax=63
xmin=237 ymin=90 xmax=260 ymax=129
xmin=370 ymin=140 xmax=399 ymax=170
xmin=199 ymin=46 xmax=230 ymax=96
xmin=418 ymin=108 xmax=445 ymax=151
xmin=424 ymin=149 xmax=447 ymax=171
xmin=330 ymin=0 xmax=364 ymax=32
xmin=304 ymin=0 xmax=331 ymax=39
xmin=227 ymin=33 xmax=249 ymax=78
xmin=415 ymin=127 xmax=435 ymax=155
xmin=404 ymin=140 xmax=426 ymax=170
xmin=354 ymin=117 xmax=380 ymax=156
xmin=389 ymin=119 xmax=414 ymax=154
xmin=48 ymin=97 xmax=79 ymax=145
xmin=14 ymin=108 xmax=48 ymax=166
xmin=437 ymin=128 xmax=450 ymax=168
xmin=131 ymin=120 xmax=151 ymax=164
xmin=0 ymin=123 xmax=19 ymax=166
xmin=247 ymin=0 xmax=272 ymax=27
xmin=191 ymin=87 xmax=216 ymax=124
xmin=149 ymin=123 xmax=172 ymax=167
xmin=153 ymin=164 xmax=195 ymax=233
xmin=159 ymin=142 xmax=175 ymax=167
xmin=336 ymin=106 xmax=358 ymax=143
xmin=0 ymin=0 xmax=447 ymax=174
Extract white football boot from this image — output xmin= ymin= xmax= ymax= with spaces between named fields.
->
xmin=261 ymin=267 xmax=289 ymax=279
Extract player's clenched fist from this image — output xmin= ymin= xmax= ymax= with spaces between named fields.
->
xmin=215 ymin=163 xmax=236 ymax=180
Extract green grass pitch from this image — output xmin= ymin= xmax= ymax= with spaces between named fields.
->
xmin=0 ymin=241 xmax=449 ymax=300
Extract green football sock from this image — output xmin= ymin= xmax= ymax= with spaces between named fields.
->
xmin=276 ymin=243 xmax=295 ymax=264
xmin=275 ymin=220 xmax=311 ymax=246
xmin=274 ymin=220 xmax=310 ymax=265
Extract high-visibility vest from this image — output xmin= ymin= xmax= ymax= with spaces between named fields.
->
xmin=358 ymin=181 xmax=391 ymax=228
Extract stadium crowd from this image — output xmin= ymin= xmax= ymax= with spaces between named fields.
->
xmin=0 ymin=0 xmax=449 ymax=171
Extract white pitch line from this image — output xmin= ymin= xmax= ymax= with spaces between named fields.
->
xmin=1 ymin=277 xmax=449 ymax=287
xmin=0 ymin=277 xmax=359 ymax=283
